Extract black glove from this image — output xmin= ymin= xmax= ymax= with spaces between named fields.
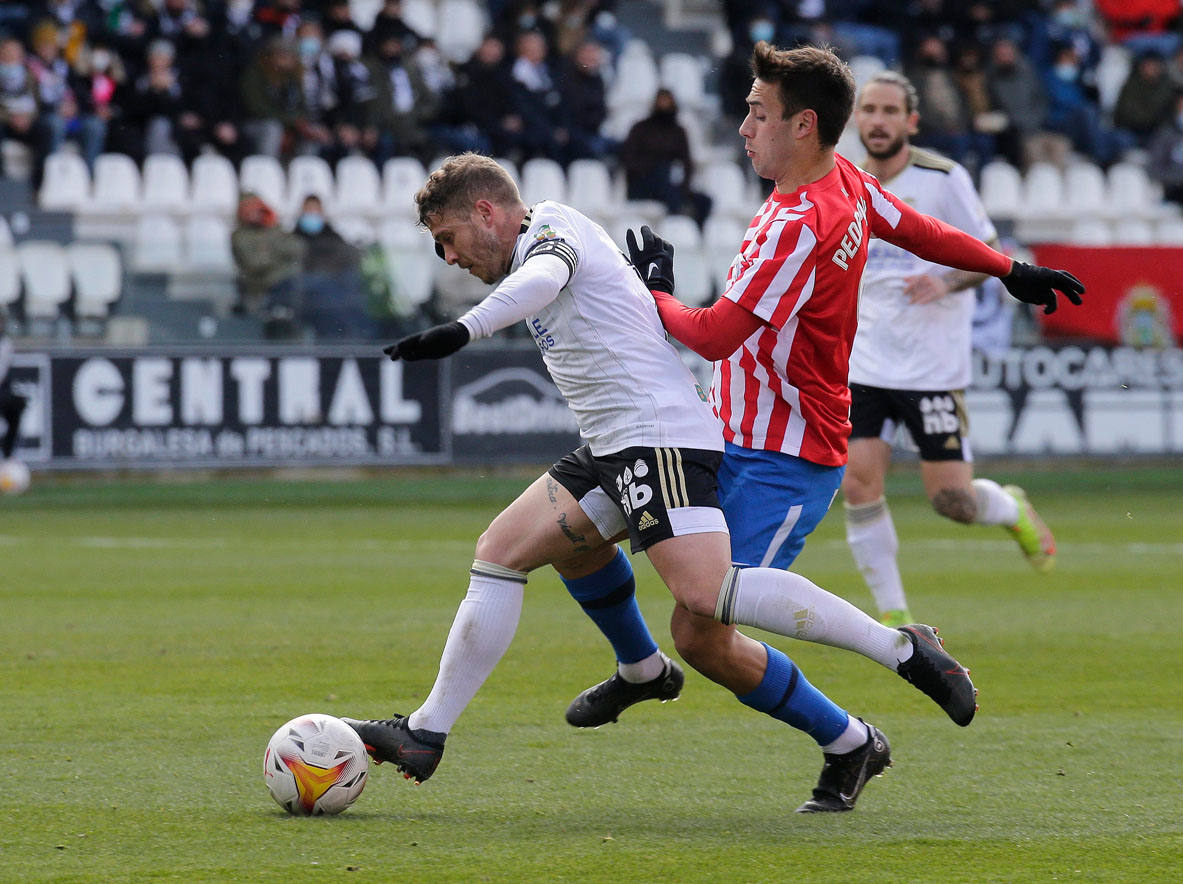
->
xmin=625 ymin=225 xmax=675 ymax=294
xmin=1001 ymin=261 xmax=1085 ymax=315
xmin=383 ymin=321 xmax=470 ymax=361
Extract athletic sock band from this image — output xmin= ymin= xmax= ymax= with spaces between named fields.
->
xmin=471 ymin=559 xmax=528 ymax=584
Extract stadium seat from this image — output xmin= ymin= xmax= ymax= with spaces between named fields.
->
xmin=382 ymin=222 xmax=436 ymax=308
xmin=0 ymin=248 xmax=19 ymax=313
xmin=335 ymin=154 xmax=382 ymax=216
xmin=1064 ymin=162 xmax=1107 ymax=217
xmin=1069 ymin=218 xmax=1112 ymax=245
xmin=132 ymin=213 xmax=184 ymax=271
xmin=1155 ymin=217 xmax=1183 ymax=244
xmin=436 ymin=0 xmax=486 ymax=63
xmin=1111 ymin=218 xmax=1154 ymax=245
xmin=660 ymin=215 xmax=712 ymax=305
xmin=287 ymin=154 xmax=335 ymax=215
xmin=494 ymin=157 xmax=520 ymax=187
xmin=695 ymin=159 xmax=757 ymax=222
xmin=400 ymin=0 xmax=438 ymax=38
xmin=607 ymin=43 xmax=659 ymax=114
xmin=189 ymin=153 xmax=239 ymax=215
xmin=702 ymin=214 xmax=747 ymax=294
xmin=185 ymin=215 xmax=234 ymax=272
xmin=980 ymin=160 xmax=1024 ymax=220
xmin=17 ymin=240 xmax=71 ymax=319
xmin=331 ymin=214 xmax=377 ymax=246
xmin=1106 ymin=162 xmax=1156 ymax=220
xmin=849 ymin=54 xmax=887 ymax=90
xmin=348 ymin=0 xmax=382 ymax=30
xmin=141 ymin=153 xmax=190 ymax=214
xmin=67 ymin=242 xmax=122 ymax=318
xmin=566 ymin=158 xmax=615 ymax=219
xmin=1024 ymin=162 xmax=1065 ymax=218
xmin=88 ymin=152 xmax=142 ymax=214
xmin=239 ymin=154 xmax=286 ymax=214
xmin=39 ymin=150 xmax=90 ymax=211
xmin=383 ymin=156 xmax=428 ymax=216
xmin=1095 ymin=44 xmax=1131 ymax=115
xmin=520 ymin=157 xmax=567 ymax=205
xmin=0 ymin=214 xmax=11 ymax=249
xmin=660 ymin=52 xmax=707 ymax=112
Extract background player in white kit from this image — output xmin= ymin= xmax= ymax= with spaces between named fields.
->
xmin=345 ymin=153 xmax=980 ymax=813
xmin=844 ymin=72 xmax=1059 ymax=627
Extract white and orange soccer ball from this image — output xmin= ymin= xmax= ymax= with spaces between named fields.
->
xmin=264 ymin=714 xmax=369 ymax=815
xmin=0 ymin=459 xmax=30 ymax=495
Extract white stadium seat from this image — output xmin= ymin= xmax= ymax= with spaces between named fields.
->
xmin=1106 ymin=162 xmax=1156 ymax=220
xmin=189 ymin=153 xmax=239 ymax=215
xmin=520 ymin=157 xmax=567 ymax=206
xmin=132 ymin=213 xmax=184 ymax=271
xmin=1095 ymin=44 xmax=1131 ymax=114
xmin=0 ymin=248 xmax=20 ymax=312
xmin=1069 ymin=218 xmax=1112 ymax=246
xmin=185 ymin=214 xmax=234 ymax=272
xmin=349 ymin=0 xmax=382 ymax=30
xmin=17 ymin=240 xmax=71 ymax=318
xmin=399 ymin=0 xmax=438 ymax=38
xmin=1155 ymin=217 xmax=1183 ymax=244
xmin=67 ymin=242 xmax=122 ymax=318
xmin=0 ymin=214 xmax=11 ymax=248
xmin=39 ymin=150 xmax=90 ymax=211
xmin=87 ymin=152 xmax=141 ymax=214
xmin=849 ymin=54 xmax=887 ymax=90
xmin=436 ymin=0 xmax=486 ymax=64
xmin=1112 ymin=218 xmax=1155 ymax=245
xmin=566 ymin=158 xmax=615 ymax=219
xmin=607 ymin=43 xmax=659 ymax=114
xmin=335 ymin=154 xmax=382 ymax=216
xmin=1024 ymin=162 xmax=1065 ymax=218
xmin=239 ymin=154 xmax=286 ymax=214
xmin=383 ymin=156 xmax=428 ymax=216
xmin=141 ymin=153 xmax=190 ymax=214
xmin=660 ymin=214 xmax=711 ymax=306
xmin=695 ymin=159 xmax=757 ymax=222
xmin=287 ymin=154 xmax=336 ymax=214
xmin=980 ymin=160 xmax=1024 ymax=220
xmin=1064 ymin=162 xmax=1107 ymax=217
xmin=382 ymin=222 xmax=436 ymax=308
xmin=702 ymin=214 xmax=747 ymax=294
xmin=660 ymin=52 xmax=707 ymax=112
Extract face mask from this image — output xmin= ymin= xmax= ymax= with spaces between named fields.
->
xmin=299 ymin=37 xmax=321 ymax=60
xmin=749 ymin=21 xmax=774 ymax=43
xmin=1054 ymin=63 xmax=1078 ymax=81
xmin=0 ymin=63 xmax=24 ymax=84
xmin=298 ymin=214 xmax=325 ymax=235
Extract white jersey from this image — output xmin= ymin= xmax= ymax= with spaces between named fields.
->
xmin=849 ymin=148 xmax=997 ymax=390
xmin=469 ymin=201 xmax=722 ymax=456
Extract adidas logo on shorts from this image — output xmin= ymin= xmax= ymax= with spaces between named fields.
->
xmin=636 ymin=510 xmax=660 ymax=531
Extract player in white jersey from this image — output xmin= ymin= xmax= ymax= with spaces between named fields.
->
xmin=345 ymin=153 xmax=979 ymax=812
xmin=843 ymin=72 xmax=1058 ymax=627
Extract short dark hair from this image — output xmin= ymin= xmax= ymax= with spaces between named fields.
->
xmin=414 ymin=153 xmax=523 ymax=228
xmin=863 ymin=70 xmax=919 ymax=115
xmin=750 ymin=42 xmax=855 ymax=147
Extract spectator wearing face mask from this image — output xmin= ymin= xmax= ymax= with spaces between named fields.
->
xmin=619 ymin=87 xmax=711 ymax=225
xmin=1043 ymin=42 xmax=1135 ymax=165
xmin=366 ymin=33 xmax=441 ymax=165
xmin=291 ymin=193 xmax=375 ymax=339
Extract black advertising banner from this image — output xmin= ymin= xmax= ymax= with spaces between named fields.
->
xmin=447 ymin=344 xmax=583 ymax=463
xmin=10 ymin=347 xmax=445 ymax=468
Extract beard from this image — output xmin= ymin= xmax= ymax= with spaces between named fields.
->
xmin=862 ymin=132 xmax=908 ymax=160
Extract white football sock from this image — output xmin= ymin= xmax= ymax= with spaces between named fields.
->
xmin=845 ymin=497 xmax=909 ymax=615
xmin=820 ymin=715 xmax=869 ymax=755
xmin=972 ymin=478 xmax=1020 ymax=526
xmin=409 ymin=560 xmax=526 ymax=735
xmin=618 ymin=650 xmax=669 ymax=684
xmin=715 ymin=567 xmax=913 ymax=669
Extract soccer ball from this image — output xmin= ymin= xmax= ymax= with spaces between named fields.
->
xmin=0 ymin=460 xmax=30 ymax=495
xmin=264 ymin=714 xmax=369 ymax=815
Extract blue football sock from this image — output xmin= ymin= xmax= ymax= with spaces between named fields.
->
xmin=736 ymin=643 xmax=849 ymax=745
xmin=561 ymin=548 xmax=658 ymax=665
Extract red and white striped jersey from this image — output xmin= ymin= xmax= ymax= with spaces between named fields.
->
xmin=712 ymin=152 xmax=1009 ymax=466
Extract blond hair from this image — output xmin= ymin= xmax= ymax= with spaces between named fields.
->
xmin=415 ymin=153 xmax=523 ymax=228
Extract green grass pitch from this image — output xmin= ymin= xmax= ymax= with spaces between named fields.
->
xmin=1 ymin=465 xmax=1180 ymax=883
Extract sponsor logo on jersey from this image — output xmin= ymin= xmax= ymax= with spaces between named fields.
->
xmin=831 ymin=197 xmax=868 ymax=271
xmin=533 ymin=224 xmax=558 ymax=242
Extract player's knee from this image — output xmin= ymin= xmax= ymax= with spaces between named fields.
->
xmin=670 ymin=615 xmax=729 ymax=672
xmin=931 ymin=487 xmax=977 ymax=524
xmin=473 ymin=527 xmax=526 ymax=572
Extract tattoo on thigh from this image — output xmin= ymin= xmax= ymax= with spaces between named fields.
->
xmin=556 ymin=512 xmax=590 ymax=551
xmin=932 ymin=488 xmax=977 ymax=524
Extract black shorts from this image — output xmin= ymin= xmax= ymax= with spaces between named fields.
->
xmin=548 ymin=445 xmax=727 ymax=553
xmin=849 ymin=383 xmax=971 ymax=463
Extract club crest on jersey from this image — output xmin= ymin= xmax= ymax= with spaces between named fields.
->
xmin=831 ymin=197 xmax=868 ymax=270
xmin=533 ymin=224 xmax=558 ymax=242
xmin=615 ymin=459 xmax=653 ymax=515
